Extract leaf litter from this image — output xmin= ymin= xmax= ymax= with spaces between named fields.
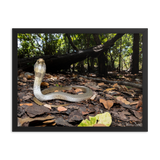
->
xmin=17 ymin=71 xmax=143 ymax=127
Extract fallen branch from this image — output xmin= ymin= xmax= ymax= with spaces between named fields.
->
xmin=79 ymin=75 xmax=142 ymax=89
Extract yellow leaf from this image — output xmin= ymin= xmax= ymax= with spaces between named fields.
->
xmin=103 ymin=88 xmax=115 ymax=92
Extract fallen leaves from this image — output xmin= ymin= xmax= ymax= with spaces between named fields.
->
xmin=20 ymin=103 xmax=33 ymax=106
xmin=41 ymin=82 xmax=49 ymax=87
xmin=18 ymin=81 xmax=26 ymax=86
xmin=90 ymin=91 xmax=97 ymax=100
xmin=99 ymin=99 xmax=114 ymax=110
xmin=44 ymin=104 xmax=52 ymax=110
xmin=103 ymin=88 xmax=115 ymax=92
xmin=98 ymin=82 xmax=105 ymax=86
xmin=18 ymin=115 xmax=54 ymax=126
xmin=57 ymin=106 xmax=67 ymax=112
xmin=78 ymin=112 xmax=112 ymax=127
xmin=116 ymin=96 xmax=130 ymax=105
xmin=17 ymin=70 xmax=143 ymax=127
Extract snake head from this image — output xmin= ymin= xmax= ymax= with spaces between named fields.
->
xmin=34 ymin=58 xmax=46 ymax=76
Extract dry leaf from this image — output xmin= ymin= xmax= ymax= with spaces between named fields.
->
xmin=136 ymin=100 xmax=142 ymax=109
xmin=130 ymin=101 xmax=139 ymax=105
xmin=52 ymin=122 xmax=56 ymax=126
xmin=41 ymin=82 xmax=49 ymax=87
xmin=26 ymin=75 xmax=33 ymax=79
xmin=120 ymin=85 xmax=128 ymax=91
xmin=98 ymin=82 xmax=105 ymax=86
xmin=90 ymin=91 xmax=97 ymax=100
xmin=18 ymin=115 xmax=54 ymax=126
xmin=18 ymin=82 xmax=26 ymax=86
xmin=51 ymin=76 xmax=57 ymax=80
xmin=105 ymin=94 xmax=114 ymax=99
xmin=20 ymin=103 xmax=33 ymax=106
xmin=132 ymin=110 xmax=142 ymax=119
xmin=74 ymin=88 xmax=82 ymax=93
xmin=23 ymin=77 xmax=27 ymax=82
xmin=44 ymin=104 xmax=52 ymax=110
xmin=138 ymin=107 xmax=143 ymax=113
xmin=116 ymin=96 xmax=130 ymax=105
xmin=113 ymin=83 xmax=119 ymax=88
xmin=43 ymin=119 xmax=55 ymax=124
xmin=57 ymin=106 xmax=67 ymax=112
xmin=59 ymin=76 xmax=65 ymax=80
xmin=99 ymin=99 xmax=114 ymax=110
xmin=103 ymin=88 xmax=115 ymax=92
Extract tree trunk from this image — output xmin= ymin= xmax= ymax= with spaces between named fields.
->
xmin=131 ymin=34 xmax=139 ymax=74
xmin=93 ymin=34 xmax=106 ymax=76
xmin=118 ymin=38 xmax=122 ymax=73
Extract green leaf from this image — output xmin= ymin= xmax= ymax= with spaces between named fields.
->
xmin=78 ymin=112 xmax=112 ymax=127
xmin=95 ymin=112 xmax=112 ymax=127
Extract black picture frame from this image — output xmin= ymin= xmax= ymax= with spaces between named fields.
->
xmin=9 ymin=26 xmax=150 ymax=134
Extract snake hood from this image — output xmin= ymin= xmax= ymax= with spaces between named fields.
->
xmin=33 ymin=58 xmax=93 ymax=102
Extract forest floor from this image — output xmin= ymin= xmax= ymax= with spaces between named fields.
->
xmin=17 ymin=70 xmax=143 ymax=127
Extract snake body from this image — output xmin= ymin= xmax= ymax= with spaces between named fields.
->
xmin=33 ymin=58 xmax=93 ymax=104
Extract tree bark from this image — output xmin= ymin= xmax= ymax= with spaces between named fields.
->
xmin=18 ymin=33 xmax=125 ymax=72
xmin=131 ymin=34 xmax=139 ymax=74
xmin=93 ymin=34 xmax=106 ymax=76
xmin=65 ymin=34 xmax=79 ymax=51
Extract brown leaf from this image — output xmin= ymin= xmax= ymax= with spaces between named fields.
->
xmin=43 ymin=119 xmax=55 ymax=124
xmin=20 ymin=103 xmax=33 ymax=106
xmin=98 ymin=82 xmax=105 ymax=86
xmin=130 ymin=101 xmax=139 ymax=105
xmin=44 ymin=104 xmax=52 ymax=110
xmin=103 ymin=88 xmax=115 ymax=92
xmin=116 ymin=96 xmax=130 ymax=105
xmin=41 ymin=82 xmax=49 ymax=87
xmin=74 ymin=88 xmax=83 ymax=93
xmin=18 ymin=82 xmax=26 ymax=86
xmin=18 ymin=115 xmax=54 ymax=126
xmin=136 ymin=100 xmax=143 ymax=109
xmin=81 ymin=111 xmax=89 ymax=115
xmin=90 ymin=91 xmax=97 ymax=100
xmin=113 ymin=83 xmax=119 ymax=88
xmin=118 ymin=112 xmax=128 ymax=121
xmin=22 ymin=95 xmax=32 ymax=100
xmin=99 ymin=99 xmax=114 ymax=110
xmin=57 ymin=106 xmax=67 ymax=112
xmin=26 ymin=75 xmax=33 ymax=79
xmin=23 ymin=77 xmax=27 ymax=82
xmin=87 ymin=85 xmax=101 ymax=91
xmin=138 ymin=107 xmax=143 ymax=113
xmin=132 ymin=110 xmax=142 ymax=119
xmin=105 ymin=94 xmax=114 ymax=99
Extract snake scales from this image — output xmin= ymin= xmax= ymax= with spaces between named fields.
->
xmin=33 ymin=58 xmax=93 ymax=106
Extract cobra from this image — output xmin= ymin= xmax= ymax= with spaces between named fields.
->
xmin=33 ymin=58 xmax=93 ymax=105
